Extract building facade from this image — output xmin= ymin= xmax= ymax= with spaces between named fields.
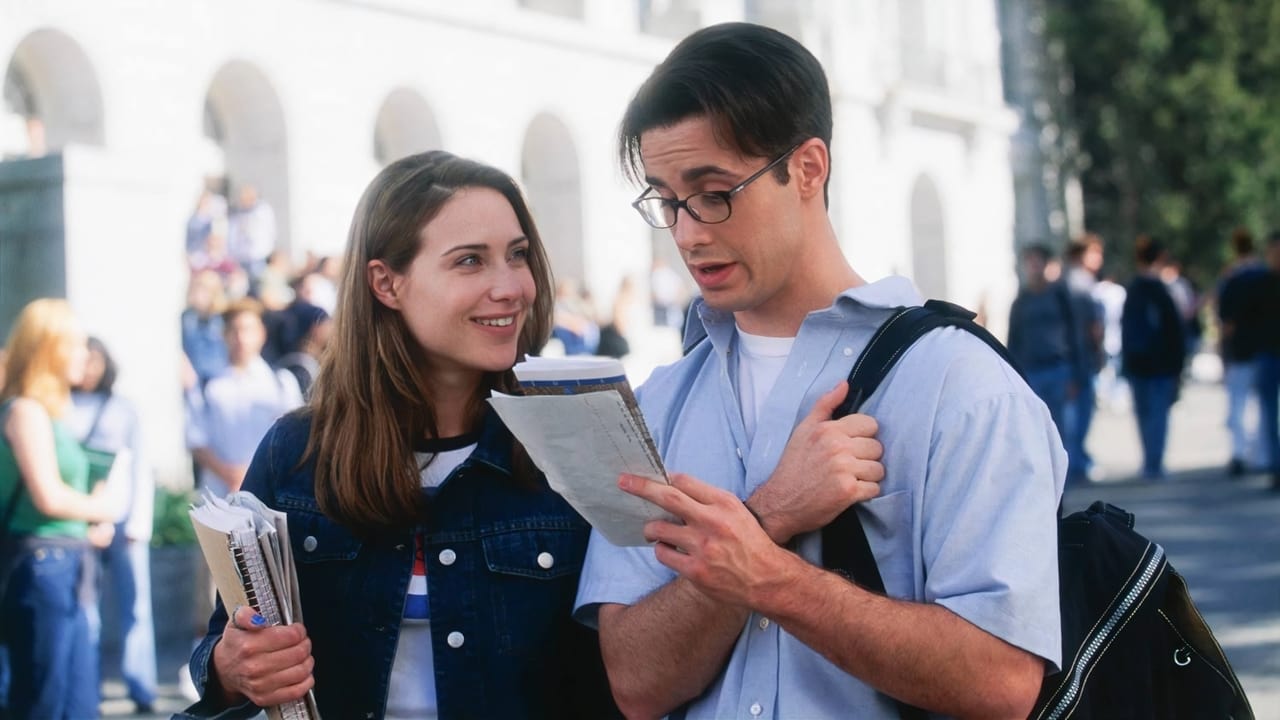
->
xmin=1 ymin=0 xmax=1020 ymax=484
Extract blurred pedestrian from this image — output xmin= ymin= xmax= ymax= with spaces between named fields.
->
xmin=1008 ymin=243 xmax=1082 ymax=451
xmin=67 ymin=337 xmax=158 ymax=716
xmin=1093 ymin=271 xmax=1128 ymax=410
xmin=1216 ymin=226 xmax=1269 ymax=475
xmin=1062 ymin=235 xmax=1106 ymax=483
xmin=1 ymin=299 xmax=118 ymax=720
xmin=1253 ymin=231 xmax=1280 ymax=492
xmin=181 ymin=270 xmax=230 ymax=389
xmin=552 ymin=278 xmax=600 ymax=355
xmin=650 ymin=256 xmax=688 ymax=329
xmin=227 ymin=184 xmax=277 ymax=286
xmin=185 ymin=185 xmax=228 ymax=258
xmin=1122 ymin=236 xmax=1187 ymax=480
xmin=596 ymin=276 xmax=637 ymax=359
xmin=271 ymin=302 xmax=331 ymax=399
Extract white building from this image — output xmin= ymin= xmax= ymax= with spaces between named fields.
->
xmin=1 ymin=0 xmax=1020 ymax=485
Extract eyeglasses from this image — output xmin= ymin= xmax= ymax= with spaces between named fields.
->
xmin=631 ymin=143 xmax=802 ymax=229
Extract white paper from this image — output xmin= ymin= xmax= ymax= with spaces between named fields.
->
xmin=489 ymin=389 xmax=673 ymax=546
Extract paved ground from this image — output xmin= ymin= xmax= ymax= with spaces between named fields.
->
xmin=100 ymin=376 xmax=1279 ymax=718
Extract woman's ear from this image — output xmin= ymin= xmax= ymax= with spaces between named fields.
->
xmin=367 ymin=259 xmax=401 ymax=310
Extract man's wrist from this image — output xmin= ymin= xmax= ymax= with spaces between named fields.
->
xmin=743 ymin=499 xmax=788 ymax=545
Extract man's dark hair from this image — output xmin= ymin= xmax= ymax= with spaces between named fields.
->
xmin=1023 ymin=243 xmax=1054 ymax=262
xmin=1134 ymin=234 xmax=1165 ymax=266
xmin=1230 ymin=226 xmax=1254 ymax=257
xmin=619 ymin=22 xmax=833 ymax=203
xmin=1065 ymin=240 xmax=1088 ymax=262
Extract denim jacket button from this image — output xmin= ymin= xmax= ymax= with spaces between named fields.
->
xmin=446 ymin=631 xmax=465 ymax=648
xmin=537 ymin=552 xmax=554 ymax=569
xmin=303 ymin=535 xmax=318 ymax=552
xmin=438 ymin=549 xmax=457 ymax=566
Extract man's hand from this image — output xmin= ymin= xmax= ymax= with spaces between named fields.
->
xmin=210 ymin=605 xmax=314 ymax=708
xmin=620 ymin=472 xmax=795 ymax=608
xmin=749 ymin=382 xmax=885 ymax=543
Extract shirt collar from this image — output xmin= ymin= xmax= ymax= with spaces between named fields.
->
xmin=467 ymin=405 xmax=515 ymax=476
xmin=694 ymin=275 xmax=923 ymax=343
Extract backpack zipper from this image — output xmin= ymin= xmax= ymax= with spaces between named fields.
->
xmin=1043 ymin=543 xmax=1166 ymax=719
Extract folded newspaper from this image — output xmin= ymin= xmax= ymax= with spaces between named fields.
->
xmin=488 ymin=356 xmax=673 ymax=546
xmin=189 ymin=492 xmax=321 ymax=720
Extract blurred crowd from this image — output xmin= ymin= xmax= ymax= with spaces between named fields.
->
xmin=1008 ymin=227 xmax=1280 ymax=491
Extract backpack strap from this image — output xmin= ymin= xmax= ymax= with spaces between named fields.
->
xmin=821 ymin=299 xmax=1020 ymax=720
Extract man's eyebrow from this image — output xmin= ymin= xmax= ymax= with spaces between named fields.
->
xmin=644 ymin=165 xmax=735 ymax=189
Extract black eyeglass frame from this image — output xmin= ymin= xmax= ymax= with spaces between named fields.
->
xmin=630 ymin=143 xmax=803 ymax=229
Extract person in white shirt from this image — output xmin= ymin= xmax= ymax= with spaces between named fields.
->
xmin=186 ymin=297 xmax=302 ymax=498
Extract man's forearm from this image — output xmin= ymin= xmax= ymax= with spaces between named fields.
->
xmin=599 ymin=577 xmax=750 ymax=719
xmin=755 ymin=559 xmax=1043 ymax=718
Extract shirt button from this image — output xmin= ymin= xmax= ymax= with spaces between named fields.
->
xmin=537 ymin=552 xmax=555 ymax=569
xmin=447 ymin=631 xmax=465 ymax=648
xmin=843 ymin=346 xmax=854 ymax=357
xmin=438 ymin=549 xmax=456 ymax=566
xmin=749 ymin=702 xmax=763 ymax=716
xmin=303 ymin=536 xmax=318 ymax=552
xmin=758 ymin=617 xmax=770 ymax=630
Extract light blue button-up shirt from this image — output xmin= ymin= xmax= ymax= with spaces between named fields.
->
xmin=575 ymin=277 xmax=1066 ymax=719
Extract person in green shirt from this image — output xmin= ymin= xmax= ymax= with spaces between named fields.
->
xmin=1 ymin=298 xmax=117 ymax=720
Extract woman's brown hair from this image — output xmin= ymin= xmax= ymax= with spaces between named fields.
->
xmin=305 ymin=151 xmax=554 ymax=532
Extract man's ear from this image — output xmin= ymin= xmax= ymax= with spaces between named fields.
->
xmin=367 ymin=259 xmax=401 ymax=310
xmin=793 ymin=138 xmax=829 ymax=201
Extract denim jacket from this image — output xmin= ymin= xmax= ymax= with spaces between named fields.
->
xmin=178 ymin=409 xmax=617 ymax=720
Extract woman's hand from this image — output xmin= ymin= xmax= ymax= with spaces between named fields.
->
xmin=86 ymin=522 xmax=115 ymax=549
xmin=209 ymin=604 xmax=314 ymax=708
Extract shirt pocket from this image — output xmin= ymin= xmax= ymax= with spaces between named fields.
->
xmin=858 ymin=489 xmax=916 ymax=600
xmin=289 ymin=509 xmax=363 ymax=563
xmin=481 ymin=525 xmax=587 ymax=656
xmin=481 ymin=525 xmax=584 ymax=581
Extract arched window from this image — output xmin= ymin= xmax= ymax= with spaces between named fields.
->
xmin=203 ymin=61 xmax=292 ymax=255
xmin=3 ymin=28 xmax=105 ymax=154
xmin=373 ymin=88 xmax=441 ymax=166
xmin=521 ymin=113 xmax=584 ymax=286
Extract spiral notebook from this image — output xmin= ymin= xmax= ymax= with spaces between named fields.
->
xmin=190 ymin=492 xmax=320 ymax=720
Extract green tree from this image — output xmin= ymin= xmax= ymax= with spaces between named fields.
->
xmin=1043 ymin=0 xmax=1280 ymax=287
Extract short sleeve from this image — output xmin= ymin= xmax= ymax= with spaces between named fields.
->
xmin=921 ymin=387 xmax=1066 ymax=671
xmin=573 ymin=529 xmax=676 ymax=628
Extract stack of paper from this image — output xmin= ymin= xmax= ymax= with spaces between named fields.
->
xmin=190 ymin=492 xmax=320 ymax=720
xmin=488 ymin=356 xmax=673 ymax=546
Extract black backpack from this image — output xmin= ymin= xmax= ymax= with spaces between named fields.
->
xmin=682 ymin=299 xmax=1255 ymax=719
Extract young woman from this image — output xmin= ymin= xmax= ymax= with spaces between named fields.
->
xmin=181 ymin=151 xmax=616 ymax=719
xmin=67 ymin=337 xmax=158 ymax=715
xmin=1 ymin=298 xmax=117 ymax=720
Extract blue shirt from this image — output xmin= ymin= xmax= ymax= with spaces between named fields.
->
xmin=179 ymin=409 xmax=617 ymax=720
xmin=575 ymin=277 xmax=1066 ymax=719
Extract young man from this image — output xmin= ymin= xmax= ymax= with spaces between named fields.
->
xmin=186 ymin=297 xmax=303 ymax=498
xmin=574 ymin=23 xmax=1066 ymax=719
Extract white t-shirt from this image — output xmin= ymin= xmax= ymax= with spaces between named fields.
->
xmin=735 ymin=327 xmax=795 ymax=440
xmin=383 ymin=435 xmax=477 ymax=720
